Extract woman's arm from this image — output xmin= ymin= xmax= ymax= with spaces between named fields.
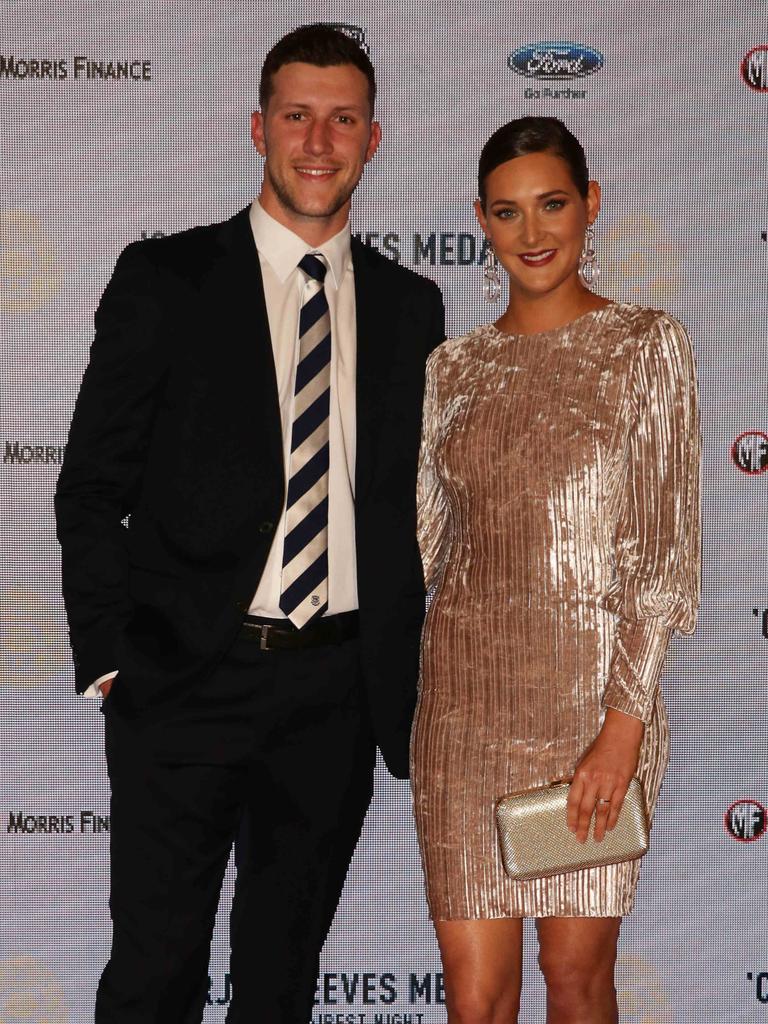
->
xmin=567 ymin=314 xmax=701 ymax=842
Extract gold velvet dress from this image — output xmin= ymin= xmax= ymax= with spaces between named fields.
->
xmin=411 ymin=303 xmax=700 ymax=919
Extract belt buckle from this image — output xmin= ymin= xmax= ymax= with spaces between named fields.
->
xmin=259 ymin=624 xmax=271 ymax=651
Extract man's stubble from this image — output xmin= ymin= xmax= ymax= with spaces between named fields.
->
xmin=265 ymin=162 xmax=356 ymax=224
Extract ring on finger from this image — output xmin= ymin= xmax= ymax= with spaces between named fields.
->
xmin=596 ymin=797 xmax=611 ymax=805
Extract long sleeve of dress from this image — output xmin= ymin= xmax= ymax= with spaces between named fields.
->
xmin=417 ymin=354 xmax=450 ymax=592
xmin=601 ymin=315 xmax=701 ymax=723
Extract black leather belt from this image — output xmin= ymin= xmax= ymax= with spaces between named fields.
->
xmin=241 ymin=611 xmax=359 ymax=651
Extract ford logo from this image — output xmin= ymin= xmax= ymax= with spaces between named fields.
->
xmin=508 ymin=42 xmax=603 ymax=80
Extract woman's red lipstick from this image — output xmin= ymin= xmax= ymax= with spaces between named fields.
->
xmin=518 ymin=249 xmax=557 ymax=267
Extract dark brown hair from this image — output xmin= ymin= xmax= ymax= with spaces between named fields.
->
xmin=259 ymin=24 xmax=376 ymax=116
xmin=478 ymin=117 xmax=589 ymax=206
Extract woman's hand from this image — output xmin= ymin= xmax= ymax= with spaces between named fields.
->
xmin=566 ymin=708 xmax=644 ymax=843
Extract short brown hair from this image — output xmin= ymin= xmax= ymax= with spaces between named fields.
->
xmin=259 ymin=24 xmax=376 ymax=116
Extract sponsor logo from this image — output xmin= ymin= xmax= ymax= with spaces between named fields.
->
xmin=6 ymin=810 xmax=109 ymax=834
xmin=314 ymin=973 xmax=443 ymax=1008
xmin=0 ymin=587 xmax=69 ymax=686
xmin=0 ymin=959 xmax=68 ymax=1023
xmin=615 ymin=955 xmax=672 ymax=1023
xmin=145 ymin=227 xmax=488 ymax=269
xmin=725 ymin=799 xmax=767 ymax=842
xmin=318 ymin=24 xmax=369 ymax=55
xmin=742 ymin=45 xmax=768 ymax=91
xmin=3 ymin=441 xmax=66 ymax=465
xmin=508 ymin=42 xmax=603 ymax=80
xmin=732 ymin=431 xmax=768 ymax=474
xmin=208 ymin=970 xmax=445 ymax=1019
xmin=0 ymin=55 xmax=152 ymax=81
xmin=352 ymin=231 xmax=491 ymax=267
xmin=522 ymin=85 xmax=587 ymax=100
xmin=0 ymin=210 xmax=61 ymax=313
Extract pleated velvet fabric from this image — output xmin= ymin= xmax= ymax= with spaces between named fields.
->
xmin=411 ymin=303 xmax=700 ymax=919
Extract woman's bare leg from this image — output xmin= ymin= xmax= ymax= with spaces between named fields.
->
xmin=434 ymin=918 xmax=524 ymax=1024
xmin=536 ymin=916 xmax=622 ymax=1024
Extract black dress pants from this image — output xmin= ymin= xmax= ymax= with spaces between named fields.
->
xmin=95 ymin=631 xmax=376 ymax=1024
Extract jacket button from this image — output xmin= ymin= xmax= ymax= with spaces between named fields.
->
xmin=258 ymin=520 xmax=274 ymax=534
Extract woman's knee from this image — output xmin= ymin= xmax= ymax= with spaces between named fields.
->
xmin=537 ymin=942 xmax=616 ymax=1006
xmin=447 ymin=984 xmax=521 ymax=1024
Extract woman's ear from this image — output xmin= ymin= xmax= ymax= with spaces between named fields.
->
xmin=586 ymin=180 xmax=601 ymax=225
xmin=474 ymin=197 xmax=488 ymax=237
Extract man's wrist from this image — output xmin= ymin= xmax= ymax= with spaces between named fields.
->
xmin=82 ymin=671 xmax=118 ymax=699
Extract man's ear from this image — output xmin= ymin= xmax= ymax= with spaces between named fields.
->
xmin=251 ymin=111 xmax=267 ymax=156
xmin=365 ymin=120 xmax=382 ymax=163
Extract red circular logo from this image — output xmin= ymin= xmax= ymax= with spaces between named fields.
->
xmin=725 ymin=799 xmax=767 ymax=842
xmin=742 ymin=45 xmax=768 ymax=91
xmin=732 ymin=431 xmax=768 ymax=474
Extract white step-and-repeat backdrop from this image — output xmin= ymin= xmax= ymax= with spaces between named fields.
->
xmin=2 ymin=2 xmax=767 ymax=1021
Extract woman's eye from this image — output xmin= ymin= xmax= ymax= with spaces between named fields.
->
xmin=496 ymin=208 xmax=517 ymax=219
xmin=545 ymin=199 xmax=566 ymax=210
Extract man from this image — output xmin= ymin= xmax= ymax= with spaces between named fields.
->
xmin=55 ymin=24 xmax=444 ymax=1024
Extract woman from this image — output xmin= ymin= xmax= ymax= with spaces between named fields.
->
xmin=411 ymin=117 xmax=700 ymax=1024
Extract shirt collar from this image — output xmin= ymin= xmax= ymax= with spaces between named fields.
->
xmin=249 ymin=199 xmax=351 ymax=290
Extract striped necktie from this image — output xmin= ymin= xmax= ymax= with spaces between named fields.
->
xmin=279 ymin=253 xmax=331 ymax=627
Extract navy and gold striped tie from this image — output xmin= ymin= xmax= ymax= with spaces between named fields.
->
xmin=279 ymin=253 xmax=331 ymax=627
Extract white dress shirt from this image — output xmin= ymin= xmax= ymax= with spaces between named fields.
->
xmin=85 ymin=199 xmax=359 ymax=697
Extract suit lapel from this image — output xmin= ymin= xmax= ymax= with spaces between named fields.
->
xmin=352 ymin=239 xmax=386 ymax=503
xmin=210 ymin=208 xmax=284 ymax=485
xmin=202 ymin=223 xmax=389 ymax=505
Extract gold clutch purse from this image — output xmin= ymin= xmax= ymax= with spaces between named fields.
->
xmin=495 ymin=777 xmax=649 ymax=881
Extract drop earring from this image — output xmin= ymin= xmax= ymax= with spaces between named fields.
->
xmin=579 ymin=223 xmax=599 ymax=287
xmin=483 ymin=244 xmax=501 ymax=303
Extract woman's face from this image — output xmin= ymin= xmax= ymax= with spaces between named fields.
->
xmin=475 ymin=150 xmax=600 ymax=300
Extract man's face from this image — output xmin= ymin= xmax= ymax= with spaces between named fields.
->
xmin=252 ymin=61 xmax=381 ymax=242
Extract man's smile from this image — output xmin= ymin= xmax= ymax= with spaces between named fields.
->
xmin=294 ymin=165 xmax=340 ymax=178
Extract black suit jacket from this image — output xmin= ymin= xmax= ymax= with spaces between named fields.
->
xmin=55 ymin=207 xmax=445 ymax=778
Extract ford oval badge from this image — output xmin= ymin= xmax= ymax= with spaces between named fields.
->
xmin=508 ymin=42 xmax=604 ymax=80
